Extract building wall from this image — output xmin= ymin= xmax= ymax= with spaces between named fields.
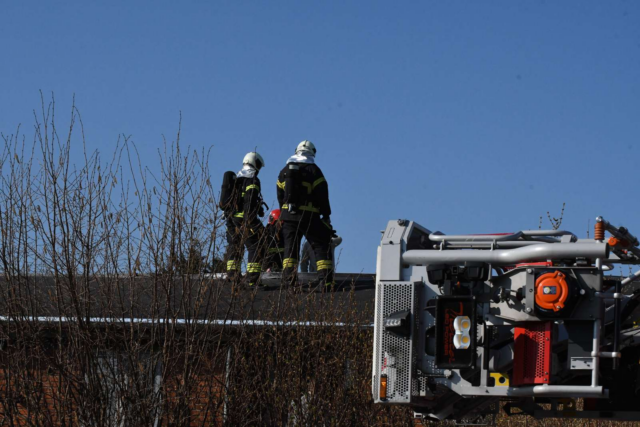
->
xmin=0 ymin=365 xmax=226 ymax=426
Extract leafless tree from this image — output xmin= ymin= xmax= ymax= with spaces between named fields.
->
xmin=0 ymin=95 xmax=410 ymax=426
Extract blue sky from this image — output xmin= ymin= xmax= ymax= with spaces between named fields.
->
xmin=2 ymin=1 xmax=639 ymax=273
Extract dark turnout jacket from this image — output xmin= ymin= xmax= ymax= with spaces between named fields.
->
xmin=233 ymin=175 xmax=263 ymax=227
xmin=277 ymin=162 xmax=331 ymax=222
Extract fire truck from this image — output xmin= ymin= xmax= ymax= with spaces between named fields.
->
xmin=372 ymin=217 xmax=640 ymax=422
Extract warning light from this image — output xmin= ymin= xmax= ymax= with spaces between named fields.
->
xmin=380 ymin=375 xmax=388 ymax=400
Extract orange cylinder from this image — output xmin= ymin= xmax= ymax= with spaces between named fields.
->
xmin=595 ymin=222 xmax=605 ymax=241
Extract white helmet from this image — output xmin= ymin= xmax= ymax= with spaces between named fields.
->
xmin=243 ymin=152 xmax=265 ymax=170
xmin=296 ymin=140 xmax=317 ymax=155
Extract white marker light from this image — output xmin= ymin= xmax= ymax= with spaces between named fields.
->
xmin=453 ymin=316 xmax=472 ymax=350
xmin=385 ymin=318 xmax=402 ymax=328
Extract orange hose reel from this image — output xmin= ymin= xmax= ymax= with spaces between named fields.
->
xmin=535 ymin=271 xmax=570 ymax=312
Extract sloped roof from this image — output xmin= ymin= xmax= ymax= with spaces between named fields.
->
xmin=0 ymin=272 xmax=376 ymax=327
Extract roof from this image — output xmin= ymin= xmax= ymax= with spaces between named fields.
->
xmin=0 ymin=272 xmax=376 ymax=327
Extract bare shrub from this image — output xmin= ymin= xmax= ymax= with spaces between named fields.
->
xmin=0 ymin=95 xmax=412 ymax=426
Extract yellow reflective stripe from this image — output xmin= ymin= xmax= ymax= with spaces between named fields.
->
xmin=227 ymin=260 xmax=239 ymax=271
xmin=277 ymin=180 xmax=285 ymax=190
xmin=246 ymin=184 xmax=260 ymax=191
xmin=283 ymin=258 xmax=298 ymax=268
xmin=312 ymin=177 xmax=326 ymax=189
xmin=299 ymin=204 xmax=319 ymax=213
xmin=317 ymin=260 xmax=333 ymax=270
xmin=282 ymin=203 xmax=319 ymax=213
xmin=268 ymin=247 xmax=285 ymax=253
xmin=324 ymin=281 xmax=335 ymax=287
xmin=234 ymin=212 xmax=244 ymax=218
xmin=247 ymin=263 xmax=262 ymax=273
xmin=300 ymin=178 xmax=326 ymax=194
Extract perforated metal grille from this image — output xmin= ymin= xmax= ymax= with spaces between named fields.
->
xmin=373 ymin=283 xmax=383 ymax=400
xmin=524 ymin=324 xmax=546 ymax=379
xmin=374 ymin=282 xmax=414 ymax=403
xmin=411 ymin=289 xmax=421 ymax=398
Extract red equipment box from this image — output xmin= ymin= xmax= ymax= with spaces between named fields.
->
xmin=512 ymin=322 xmax=552 ymax=386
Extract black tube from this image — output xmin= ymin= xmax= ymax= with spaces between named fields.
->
xmin=483 ymin=324 xmax=491 ymax=381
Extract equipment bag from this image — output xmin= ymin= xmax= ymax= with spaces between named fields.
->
xmin=219 ymin=171 xmax=238 ymax=213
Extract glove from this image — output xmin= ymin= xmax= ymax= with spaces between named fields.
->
xmin=322 ymin=216 xmax=337 ymax=237
xmin=258 ymin=201 xmax=269 ymax=218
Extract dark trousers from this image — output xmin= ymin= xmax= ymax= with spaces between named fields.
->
xmin=224 ymin=217 xmax=264 ymax=285
xmin=262 ymin=225 xmax=284 ymax=272
xmin=282 ymin=215 xmax=334 ymax=286
xmin=264 ymin=248 xmax=284 ymax=272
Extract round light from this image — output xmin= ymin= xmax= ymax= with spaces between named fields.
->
xmin=454 ymin=316 xmax=471 ymax=332
xmin=454 ymin=332 xmax=471 ymax=350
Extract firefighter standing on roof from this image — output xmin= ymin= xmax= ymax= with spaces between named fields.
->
xmin=300 ymin=234 xmax=342 ymax=273
xmin=277 ymin=141 xmax=335 ymax=287
xmin=263 ymin=209 xmax=285 ymax=272
xmin=223 ymin=152 xmax=266 ymax=287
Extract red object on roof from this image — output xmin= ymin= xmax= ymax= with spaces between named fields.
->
xmin=268 ymin=209 xmax=281 ymax=225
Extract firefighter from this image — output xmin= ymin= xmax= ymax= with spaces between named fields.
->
xmin=277 ymin=140 xmax=335 ymax=288
xmin=300 ymin=235 xmax=342 ymax=273
xmin=224 ymin=151 xmax=266 ymax=287
xmin=263 ymin=209 xmax=285 ymax=272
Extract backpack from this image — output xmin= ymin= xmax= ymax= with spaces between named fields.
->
xmin=283 ymin=164 xmax=302 ymax=214
xmin=219 ymin=171 xmax=239 ymax=214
